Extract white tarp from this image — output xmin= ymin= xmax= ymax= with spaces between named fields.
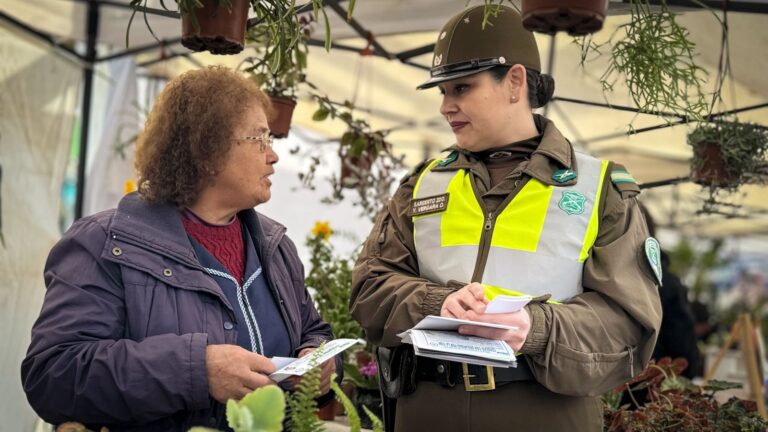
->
xmin=0 ymin=25 xmax=81 ymax=432
xmin=83 ymin=57 xmax=140 ymax=216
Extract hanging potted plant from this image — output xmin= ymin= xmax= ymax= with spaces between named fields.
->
xmin=521 ymin=0 xmax=609 ymax=35
xmin=127 ymin=0 xmax=335 ymax=56
xmin=301 ymin=90 xmax=404 ymax=221
xmin=688 ymin=121 xmax=768 ymax=189
xmin=243 ymin=24 xmax=308 ymax=138
xmin=180 ymin=0 xmax=250 ymax=54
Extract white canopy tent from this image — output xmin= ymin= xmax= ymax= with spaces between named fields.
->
xmin=1 ymin=0 xmax=767 ymax=429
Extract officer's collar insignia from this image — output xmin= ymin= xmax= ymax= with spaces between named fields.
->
xmin=463 ymin=17 xmax=470 ymax=24
xmin=644 ymin=237 xmax=663 ymax=286
xmin=553 ymin=169 xmax=577 ymax=183
xmin=437 ymin=151 xmax=458 ymax=167
xmin=434 ymin=54 xmax=443 ymax=67
xmin=558 ymin=190 xmax=586 ymax=215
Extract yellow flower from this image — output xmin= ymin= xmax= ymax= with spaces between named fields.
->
xmin=124 ymin=179 xmax=137 ymax=194
xmin=311 ymin=221 xmax=332 ymax=240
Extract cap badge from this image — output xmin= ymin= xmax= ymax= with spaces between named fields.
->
xmin=434 ymin=54 xmax=443 ymax=67
xmin=440 ymin=31 xmax=447 ymax=40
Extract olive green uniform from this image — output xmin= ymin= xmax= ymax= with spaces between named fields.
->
xmin=350 ymin=117 xmax=662 ymax=431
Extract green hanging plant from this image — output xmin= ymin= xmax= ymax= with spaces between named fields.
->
xmin=688 ymin=121 xmax=768 ymax=212
xmin=574 ymin=0 xmax=725 ymax=126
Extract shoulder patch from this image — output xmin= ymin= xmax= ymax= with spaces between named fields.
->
xmin=609 ymin=164 xmax=640 ymax=198
xmin=400 ymin=158 xmax=432 ymax=185
xmin=644 ymin=237 xmax=663 ymax=286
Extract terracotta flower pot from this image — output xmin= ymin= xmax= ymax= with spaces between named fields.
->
xmin=268 ymin=96 xmax=297 ymax=138
xmin=522 ymin=0 xmax=609 ymax=36
xmin=340 ymin=154 xmax=373 ymax=189
xmin=181 ymin=0 xmax=250 ymax=55
xmin=691 ymin=140 xmax=734 ymax=187
xmin=316 ymin=398 xmax=336 ymax=421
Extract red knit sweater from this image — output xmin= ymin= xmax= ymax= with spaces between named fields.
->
xmin=181 ymin=210 xmax=245 ymax=284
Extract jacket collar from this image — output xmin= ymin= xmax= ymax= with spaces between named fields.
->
xmin=111 ymin=193 xmax=285 ymax=266
xmin=433 ymin=115 xmax=577 ymax=186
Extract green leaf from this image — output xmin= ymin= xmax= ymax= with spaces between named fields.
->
xmin=346 ymin=0 xmax=356 ymax=21
xmin=312 ymin=107 xmax=330 ymax=121
xmin=238 ymin=406 xmax=254 ymax=432
xmin=702 ymin=379 xmax=743 ymax=392
xmin=238 ymin=385 xmax=285 ymax=432
xmin=225 ymin=399 xmax=240 ymax=430
xmin=341 ymin=131 xmax=356 ymax=147
xmin=351 ymin=135 xmax=368 ymax=157
xmin=362 ymin=405 xmax=384 ymax=432
xmin=332 ymin=378 xmax=360 ymax=431
xmin=321 ymin=7 xmax=332 ymax=51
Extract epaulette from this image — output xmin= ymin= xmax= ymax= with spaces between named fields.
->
xmin=400 ymin=158 xmax=432 ymax=185
xmin=609 ymin=163 xmax=640 ymax=199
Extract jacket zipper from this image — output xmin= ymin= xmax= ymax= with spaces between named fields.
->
xmin=470 ymin=178 xmax=524 ymax=283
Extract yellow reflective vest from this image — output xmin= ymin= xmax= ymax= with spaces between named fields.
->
xmin=412 ymin=151 xmax=609 ymax=302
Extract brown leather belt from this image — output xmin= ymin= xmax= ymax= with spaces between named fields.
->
xmin=415 ymin=357 xmax=534 ymax=391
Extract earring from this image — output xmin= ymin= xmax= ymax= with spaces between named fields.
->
xmin=511 ymin=95 xmax=517 ymax=102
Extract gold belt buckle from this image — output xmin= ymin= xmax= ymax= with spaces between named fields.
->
xmin=462 ymin=363 xmax=496 ymax=392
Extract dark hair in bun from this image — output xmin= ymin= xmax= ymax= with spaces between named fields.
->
xmin=488 ymin=65 xmax=555 ymax=108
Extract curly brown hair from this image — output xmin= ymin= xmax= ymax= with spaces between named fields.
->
xmin=135 ymin=66 xmax=273 ymax=206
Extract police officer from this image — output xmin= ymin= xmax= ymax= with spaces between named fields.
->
xmin=350 ymin=5 xmax=662 ymax=432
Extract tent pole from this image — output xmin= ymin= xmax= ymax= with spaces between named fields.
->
xmin=74 ymin=1 xmax=100 ymax=220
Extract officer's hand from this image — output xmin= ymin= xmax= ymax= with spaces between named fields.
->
xmin=206 ymin=344 xmax=277 ymax=403
xmin=457 ymin=308 xmax=531 ymax=352
xmin=441 ymin=282 xmax=487 ymax=319
xmin=285 ymin=348 xmax=335 ymax=396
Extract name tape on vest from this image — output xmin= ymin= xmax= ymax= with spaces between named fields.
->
xmin=410 ymin=193 xmax=449 ymax=217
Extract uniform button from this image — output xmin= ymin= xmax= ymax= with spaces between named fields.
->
xmin=224 ymin=321 xmax=234 ymax=330
xmin=437 ymin=364 xmax=445 ymax=374
xmin=111 ymin=247 xmax=122 ymax=256
xmin=162 ymin=268 xmax=173 ymax=277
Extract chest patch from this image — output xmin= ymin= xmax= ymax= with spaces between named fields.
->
xmin=558 ymin=190 xmax=586 ymax=215
xmin=410 ymin=193 xmax=449 ymax=217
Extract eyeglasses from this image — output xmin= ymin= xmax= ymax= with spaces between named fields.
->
xmin=233 ymin=131 xmax=274 ymax=153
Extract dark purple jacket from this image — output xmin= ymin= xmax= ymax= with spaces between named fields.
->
xmin=21 ymin=193 xmax=333 ymax=430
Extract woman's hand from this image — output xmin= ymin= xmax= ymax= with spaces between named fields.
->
xmin=206 ymin=344 xmax=277 ymax=403
xmin=458 ymin=308 xmax=531 ymax=351
xmin=440 ymin=282 xmax=488 ymax=319
xmin=285 ymin=348 xmax=335 ymax=396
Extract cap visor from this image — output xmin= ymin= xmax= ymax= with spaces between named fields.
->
xmin=416 ymin=65 xmax=495 ymax=90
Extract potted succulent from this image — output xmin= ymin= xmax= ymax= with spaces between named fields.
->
xmin=688 ymin=121 xmax=768 ymax=189
xmin=521 ymin=0 xmax=609 ymax=35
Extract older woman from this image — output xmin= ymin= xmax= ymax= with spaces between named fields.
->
xmin=22 ymin=66 xmax=336 ymax=431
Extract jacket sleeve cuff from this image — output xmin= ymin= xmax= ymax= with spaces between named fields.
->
xmin=519 ymin=303 xmax=550 ymax=355
xmin=421 ymin=286 xmax=455 ymax=316
xmin=189 ymin=333 xmax=211 ymax=410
